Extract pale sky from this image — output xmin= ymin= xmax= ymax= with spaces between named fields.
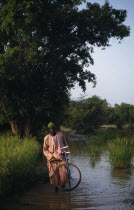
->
xmin=71 ymin=0 xmax=134 ymax=106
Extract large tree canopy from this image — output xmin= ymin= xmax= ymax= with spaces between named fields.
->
xmin=0 ymin=0 xmax=130 ymax=136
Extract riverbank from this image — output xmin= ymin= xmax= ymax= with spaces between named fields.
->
xmin=61 ymin=125 xmax=134 ymax=143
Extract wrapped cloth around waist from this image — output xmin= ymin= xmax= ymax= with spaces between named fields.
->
xmin=49 ymin=157 xmax=62 ymax=164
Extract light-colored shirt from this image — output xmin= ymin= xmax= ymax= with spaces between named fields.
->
xmin=43 ymin=132 xmax=69 ymax=178
xmin=43 ymin=132 xmax=68 ymax=161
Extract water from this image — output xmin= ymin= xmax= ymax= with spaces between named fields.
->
xmin=1 ymin=141 xmax=134 ymax=210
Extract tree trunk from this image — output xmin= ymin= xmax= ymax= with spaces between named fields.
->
xmin=9 ymin=119 xmax=33 ymax=138
xmin=24 ymin=118 xmax=32 ymax=137
xmin=9 ymin=121 xmax=20 ymax=136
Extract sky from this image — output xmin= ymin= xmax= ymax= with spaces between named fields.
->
xmin=71 ymin=0 xmax=134 ymax=106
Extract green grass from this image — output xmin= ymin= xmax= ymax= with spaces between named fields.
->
xmin=87 ymin=128 xmax=134 ymax=143
xmin=0 ymin=135 xmax=41 ymax=197
xmin=86 ymin=144 xmax=104 ymax=157
xmin=86 ymin=128 xmax=134 ymax=168
xmin=108 ymin=138 xmax=133 ymax=169
xmin=0 ymin=136 xmax=40 ymax=176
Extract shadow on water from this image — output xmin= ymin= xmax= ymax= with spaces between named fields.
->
xmin=1 ymin=139 xmax=134 ymax=210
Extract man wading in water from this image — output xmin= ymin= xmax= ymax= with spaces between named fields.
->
xmin=43 ymin=122 xmax=69 ymax=192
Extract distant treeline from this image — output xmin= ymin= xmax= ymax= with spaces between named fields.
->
xmin=2 ymin=95 xmax=134 ymax=136
xmin=64 ymin=95 xmax=134 ymax=133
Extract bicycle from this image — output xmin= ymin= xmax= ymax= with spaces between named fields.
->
xmin=50 ymin=146 xmax=81 ymax=191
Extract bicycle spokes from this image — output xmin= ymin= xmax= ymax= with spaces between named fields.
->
xmin=53 ymin=163 xmax=81 ymax=191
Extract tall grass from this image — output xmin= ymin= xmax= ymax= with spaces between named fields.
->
xmin=87 ymin=128 xmax=134 ymax=143
xmin=0 ymin=135 xmax=40 ymax=197
xmin=86 ymin=128 xmax=134 ymax=168
xmin=108 ymin=138 xmax=133 ymax=169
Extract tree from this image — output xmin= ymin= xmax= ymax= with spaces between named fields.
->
xmin=114 ymin=103 xmax=134 ymax=128
xmin=66 ymin=96 xmax=109 ymax=133
xmin=0 ymin=0 xmax=130 ymax=136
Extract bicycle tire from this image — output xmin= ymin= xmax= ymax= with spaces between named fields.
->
xmin=53 ymin=163 xmax=81 ymax=191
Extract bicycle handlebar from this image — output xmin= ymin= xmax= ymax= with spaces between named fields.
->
xmin=61 ymin=146 xmax=70 ymax=155
xmin=61 ymin=146 xmax=69 ymax=149
xmin=64 ymin=151 xmax=70 ymax=154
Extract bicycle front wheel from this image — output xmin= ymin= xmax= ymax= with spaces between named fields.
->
xmin=53 ymin=163 xmax=81 ymax=191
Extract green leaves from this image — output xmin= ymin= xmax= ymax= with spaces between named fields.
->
xmin=66 ymin=96 xmax=109 ymax=133
xmin=0 ymin=0 xmax=130 ymax=135
xmin=114 ymin=103 xmax=134 ymax=129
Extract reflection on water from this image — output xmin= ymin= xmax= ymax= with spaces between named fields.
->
xmin=111 ymin=168 xmax=133 ymax=181
xmin=1 ymin=140 xmax=134 ymax=210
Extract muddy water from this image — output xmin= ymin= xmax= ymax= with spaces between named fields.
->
xmin=1 ymin=140 xmax=134 ymax=210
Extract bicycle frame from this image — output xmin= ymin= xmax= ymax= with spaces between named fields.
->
xmin=61 ymin=146 xmax=70 ymax=164
xmin=61 ymin=146 xmax=71 ymax=184
xmin=50 ymin=146 xmax=81 ymax=191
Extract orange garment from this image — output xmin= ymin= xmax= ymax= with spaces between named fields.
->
xmin=43 ymin=132 xmax=69 ymax=186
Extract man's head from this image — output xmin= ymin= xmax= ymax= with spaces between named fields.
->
xmin=48 ymin=122 xmax=56 ymax=129
xmin=47 ymin=122 xmax=56 ymax=135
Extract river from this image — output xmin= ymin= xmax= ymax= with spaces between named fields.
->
xmin=1 ymin=140 xmax=134 ymax=210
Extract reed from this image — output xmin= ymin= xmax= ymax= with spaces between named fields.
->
xmin=108 ymin=138 xmax=133 ymax=169
xmin=86 ymin=144 xmax=104 ymax=157
xmin=0 ymin=135 xmax=40 ymax=197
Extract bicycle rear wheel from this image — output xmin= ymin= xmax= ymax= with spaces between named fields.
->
xmin=53 ymin=163 xmax=81 ymax=191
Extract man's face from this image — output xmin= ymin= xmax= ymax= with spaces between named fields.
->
xmin=49 ymin=127 xmax=56 ymax=135
xmin=49 ymin=127 xmax=54 ymax=134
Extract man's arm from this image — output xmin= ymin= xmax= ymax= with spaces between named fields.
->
xmin=62 ymin=133 xmax=70 ymax=152
xmin=43 ymin=136 xmax=53 ymax=161
xmin=62 ymin=134 xmax=68 ymax=146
